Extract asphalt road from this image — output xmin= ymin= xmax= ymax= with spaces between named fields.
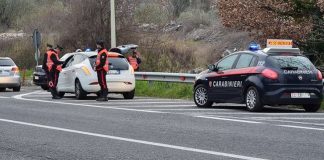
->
xmin=0 ymin=86 xmax=324 ymax=160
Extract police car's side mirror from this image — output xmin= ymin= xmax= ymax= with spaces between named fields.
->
xmin=208 ymin=64 xmax=217 ymax=72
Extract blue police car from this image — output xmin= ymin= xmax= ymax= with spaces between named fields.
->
xmin=194 ymin=41 xmax=323 ymax=112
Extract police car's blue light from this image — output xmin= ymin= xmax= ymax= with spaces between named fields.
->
xmin=248 ymin=42 xmax=260 ymax=51
xmin=85 ymin=48 xmax=91 ymax=52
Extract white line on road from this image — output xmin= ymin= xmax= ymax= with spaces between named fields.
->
xmin=0 ymin=118 xmax=267 ymax=160
xmin=252 ymin=117 xmax=324 ymax=120
xmin=195 ymin=116 xmax=263 ymax=124
xmin=204 ymin=112 xmax=324 ymax=116
xmin=12 ymin=91 xmax=165 ymax=114
xmin=260 ymin=119 xmax=324 ymax=126
xmin=148 ymin=109 xmax=228 ymax=111
xmin=278 ymin=125 xmax=324 ymax=131
xmin=83 ymin=102 xmax=194 ymax=105
xmin=0 ymin=96 xmax=9 ymax=98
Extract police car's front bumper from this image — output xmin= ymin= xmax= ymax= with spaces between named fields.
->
xmin=262 ymin=86 xmax=323 ymax=105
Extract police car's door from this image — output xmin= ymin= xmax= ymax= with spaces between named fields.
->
xmin=231 ymin=53 xmax=258 ymax=102
xmin=208 ymin=54 xmax=239 ymax=102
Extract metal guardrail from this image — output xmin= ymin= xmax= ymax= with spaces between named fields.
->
xmin=135 ymin=72 xmax=198 ymax=83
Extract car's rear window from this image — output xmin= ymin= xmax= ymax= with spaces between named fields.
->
xmin=89 ymin=56 xmax=129 ymax=70
xmin=268 ymin=55 xmax=314 ymax=70
xmin=0 ymin=59 xmax=15 ymax=66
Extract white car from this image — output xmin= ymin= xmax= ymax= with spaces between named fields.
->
xmin=0 ymin=57 xmax=21 ymax=92
xmin=57 ymin=51 xmax=135 ymax=99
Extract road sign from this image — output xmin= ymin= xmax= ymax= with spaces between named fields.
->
xmin=33 ymin=29 xmax=41 ymax=65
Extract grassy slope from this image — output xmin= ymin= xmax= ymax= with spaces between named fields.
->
xmin=135 ymin=81 xmax=193 ymax=100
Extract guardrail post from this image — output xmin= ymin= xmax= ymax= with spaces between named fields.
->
xmin=148 ymin=80 xmax=154 ymax=87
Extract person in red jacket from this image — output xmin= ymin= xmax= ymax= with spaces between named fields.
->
xmin=95 ymin=40 xmax=109 ymax=101
xmin=127 ymin=48 xmax=141 ymax=71
xmin=43 ymin=44 xmax=64 ymax=99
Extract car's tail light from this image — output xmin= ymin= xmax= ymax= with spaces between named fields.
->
xmin=261 ymin=69 xmax=278 ymax=80
xmin=317 ymin=70 xmax=322 ymax=80
xmin=82 ymin=66 xmax=91 ymax=75
xmin=12 ymin=67 xmax=19 ymax=74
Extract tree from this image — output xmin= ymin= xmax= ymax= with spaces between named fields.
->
xmin=217 ymin=0 xmax=323 ymax=44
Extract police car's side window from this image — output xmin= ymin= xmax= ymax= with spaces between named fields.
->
xmin=65 ymin=57 xmax=74 ymax=68
xmin=249 ymin=56 xmax=258 ymax=67
xmin=72 ymin=55 xmax=85 ymax=65
xmin=217 ymin=54 xmax=238 ymax=71
xmin=235 ymin=54 xmax=254 ymax=69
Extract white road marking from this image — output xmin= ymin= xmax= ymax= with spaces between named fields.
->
xmin=0 ymin=96 xmax=9 ymax=98
xmin=12 ymin=91 xmax=165 ymax=114
xmin=148 ymin=109 xmax=228 ymax=111
xmin=0 ymin=118 xmax=267 ymax=160
xmin=119 ymin=105 xmax=195 ymax=108
xmin=83 ymin=102 xmax=194 ymax=105
xmin=259 ymin=119 xmax=324 ymax=126
xmin=195 ymin=116 xmax=262 ymax=124
xmin=204 ymin=112 xmax=324 ymax=116
xmin=278 ymin=125 xmax=324 ymax=131
xmin=252 ymin=117 xmax=324 ymax=120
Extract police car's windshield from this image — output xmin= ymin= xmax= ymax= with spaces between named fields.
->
xmin=268 ymin=55 xmax=314 ymax=70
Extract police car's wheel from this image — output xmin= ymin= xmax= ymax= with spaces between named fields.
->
xmin=75 ymin=80 xmax=87 ymax=100
xmin=303 ymin=104 xmax=321 ymax=112
xmin=194 ymin=84 xmax=213 ymax=108
xmin=245 ymin=86 xmax=263 ymax=112
xmin=123 ymin=89 xmax=135 ymax=99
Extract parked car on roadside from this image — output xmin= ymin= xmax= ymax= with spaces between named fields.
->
xmin=56 ymin=51 xmax=135 ymax=99
xmin=0 ymin=57 xmax=21 ymax=92
xmin=194 ymin=46 xmax=323 ymax=112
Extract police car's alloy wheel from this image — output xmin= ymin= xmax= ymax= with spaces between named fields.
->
xmin=194 ymin=84 xmax=213 ymax=108
xmin=246 ymin=86 xmax=263 ymax=112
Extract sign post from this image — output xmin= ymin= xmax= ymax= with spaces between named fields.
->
xmin=32 ymin=29 xmax=41 ymax=66
xmin=110 ymin=0 xmax=116 ymax=48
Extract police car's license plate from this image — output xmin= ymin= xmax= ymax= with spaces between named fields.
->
xmin=108 ymin=70 xmax=120 ymax=75
xmin=291 ymin=93 xmax=310 ymax=98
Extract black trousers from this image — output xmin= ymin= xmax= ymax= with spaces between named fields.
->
xmin=47 ymin=69 xmax=60 ymax=96
xmin=97 ymin=70 xmax=108 ymax=97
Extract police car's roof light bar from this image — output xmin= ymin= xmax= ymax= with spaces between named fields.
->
xmin=263 ymin=48 xmax=301 ymax=54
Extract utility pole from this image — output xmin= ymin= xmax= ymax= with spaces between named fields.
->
xmin=110 ymin=0 xmax=116 ymax=48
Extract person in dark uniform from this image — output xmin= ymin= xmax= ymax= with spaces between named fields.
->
xmin=95 ymin=40 xmax=109 ymax=101
xmin=43 ymin=44 xmax=64 ymax=99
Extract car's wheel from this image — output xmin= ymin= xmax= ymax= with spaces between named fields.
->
xmin=75 ymin=80 xmax=87 ymax=100
xmin=58 ymin=92 xmax=65 ymax=98
xmin=41 ymin=85 xmax=49 ymax=90
xmin=194 ymin=84 xmax=213 ymax=108
xmin=13 ymin=86 xmax=21 ymax=92
xmin=303 ymin=104 xmax=321 ymax=112
xmin=245 ymin=86 xmax=263 ymax=112
xmin=123 ymin=89 xmax=135 ymax=99
xmin=0 ymin=88 xmax=5 ymax=92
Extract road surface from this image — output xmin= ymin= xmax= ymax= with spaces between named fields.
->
xmin=0 ymin=87 xmax=323 ymax=160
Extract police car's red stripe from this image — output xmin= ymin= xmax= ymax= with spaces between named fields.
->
xmin=209 ymin=67 xmax=259 ymax=77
